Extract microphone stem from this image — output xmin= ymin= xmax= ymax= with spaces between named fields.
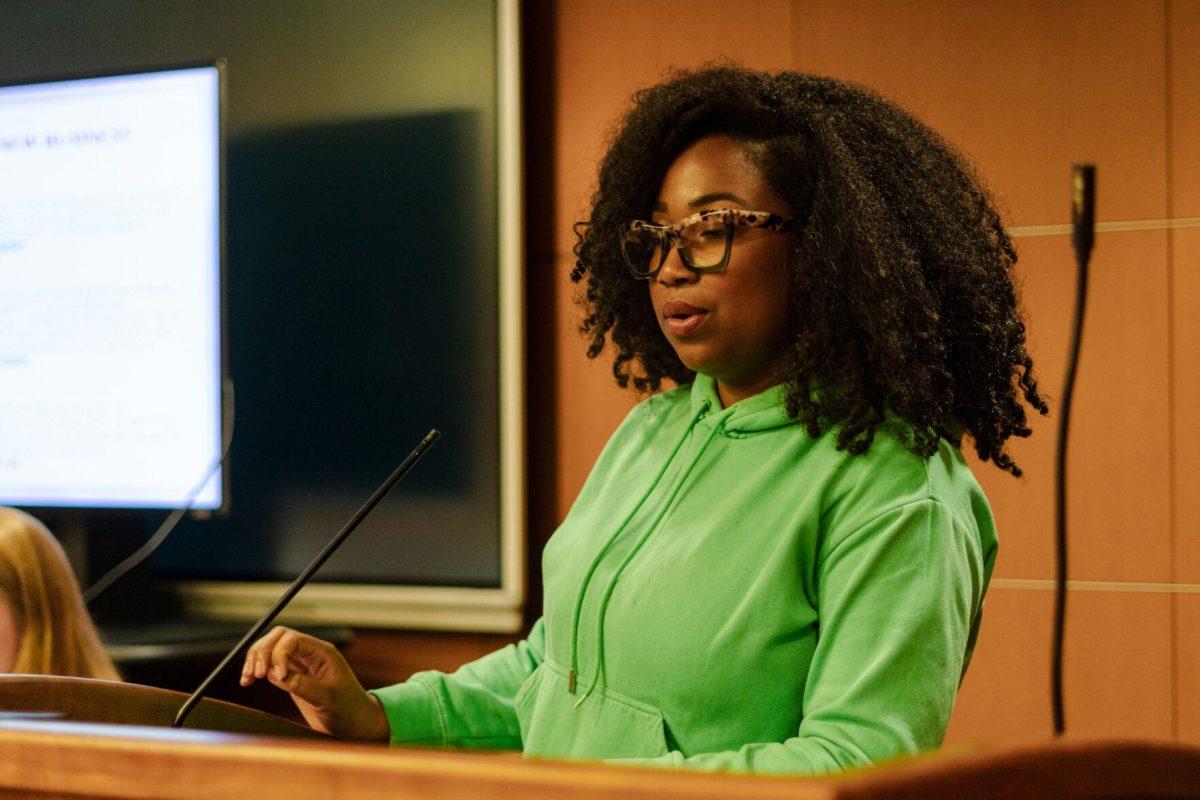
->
xmin=173 ymin=428 xmax=441 ymax=729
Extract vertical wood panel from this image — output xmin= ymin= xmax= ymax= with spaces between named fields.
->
xmin=1170 ymin=0 xmax=1200 ymax=217
xmin=1172 ymin=227 xmax=1200 ymax=585
xmin=793 ymin=0 xmax=1169 ymax=227
xmin=524 ymin=0 xmax=561 ymax=626
xmin=1178 ymin=594 xmax=1200 ymax=743
xmin=948 ymin=588 xmax=1174 ymax=746
xmin=945 ymin=588 xmax=1052 ymax=746
xmin=965 ymin=231 xmax=1172 ymax=583
xmin=1170 ymin=0 xmax=1200 ymax=743
xmin=553 ymin=0 xmax=795 ymax=257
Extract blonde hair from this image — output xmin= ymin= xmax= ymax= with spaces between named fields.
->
xmin=0 ymin=507 xmax=119 ymax=680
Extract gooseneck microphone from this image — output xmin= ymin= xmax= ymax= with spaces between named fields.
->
xmin=1072 ymin=165 xmax=1096 ymax=263
xmin=173 ymin=428 xmax=441 ymax=729
xmin=1052 ymin=165 xmax=1095 ymax=736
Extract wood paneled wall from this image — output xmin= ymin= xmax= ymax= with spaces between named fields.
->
xmin=529 ymin=0 xmax=1200 ymax=747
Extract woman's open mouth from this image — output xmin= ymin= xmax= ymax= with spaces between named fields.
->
xmin=662 ymin=299 xmax=710 ymax=337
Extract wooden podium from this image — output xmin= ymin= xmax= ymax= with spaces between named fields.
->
xmin=3 ymin=676 xmax=1200 ymax=799
xmin=0 ymin=674 xmax=320 ymax=738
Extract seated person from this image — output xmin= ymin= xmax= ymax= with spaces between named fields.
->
xmin=0 ymin=507 xmax=119 ymax=679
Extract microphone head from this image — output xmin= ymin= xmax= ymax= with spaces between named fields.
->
xmin=1072 ymin=164 xmax=1096 ymax=256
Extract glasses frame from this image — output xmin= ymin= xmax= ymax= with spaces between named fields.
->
xmin=621 ymin=208 xmax=796 ymax=279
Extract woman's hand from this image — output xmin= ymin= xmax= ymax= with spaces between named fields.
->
xmin=240 ymin=626 xmax=390 ymax=742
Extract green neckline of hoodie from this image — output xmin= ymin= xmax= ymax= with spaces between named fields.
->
xmin=683 ymin=371 xmax=966 ymax=440
xmin=370 ymin=373 xmax=997 ymax=775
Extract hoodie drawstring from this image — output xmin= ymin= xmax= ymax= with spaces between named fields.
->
xmin=570 ymin=412 xmax=724 ymax=707
xmin=573 ymin=420 xmax=724 ymax=708
xmin=567 ymin=401 xmax=711 ymax=697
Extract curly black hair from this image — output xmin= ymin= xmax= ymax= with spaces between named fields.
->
xmin=571 ymin=65 xmax=1050 ymax=477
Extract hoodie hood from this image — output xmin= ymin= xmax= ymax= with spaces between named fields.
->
xmin=690 ymin=372 xmax=967 ymax=442
xmin=688 ymin=372 xmax=797 ymax=435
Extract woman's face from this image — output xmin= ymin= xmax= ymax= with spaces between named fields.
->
xmin=646 ymin=135 xmax=794 ymax=400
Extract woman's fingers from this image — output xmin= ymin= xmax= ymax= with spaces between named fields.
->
xmin=271 ymin=630 xmax=333 ymax=678
xmin=237 ymin=626 xmax=377 ymax=740
xmin=269 ymin=629 xmax=307 ymax=681
xmin=267 ymin=661 xmax=330 ymax=706
xmin=241 ymin=626 xmax=341 ymax=708
xmin=240 ymin=625 xmax=294 ymax=686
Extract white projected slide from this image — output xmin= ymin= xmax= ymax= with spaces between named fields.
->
xmin=0 ymin=66 xmax=223 ymax=509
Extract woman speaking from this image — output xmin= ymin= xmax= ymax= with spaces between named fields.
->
xmin=241 ymin=66 xmax=1048 ymax=775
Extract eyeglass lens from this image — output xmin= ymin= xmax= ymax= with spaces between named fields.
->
xmin=622 ymin=217 xmax=730 ymax=276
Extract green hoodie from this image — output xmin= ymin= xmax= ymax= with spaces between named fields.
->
xmin=370 ymin=373 xmax=998 ymax=775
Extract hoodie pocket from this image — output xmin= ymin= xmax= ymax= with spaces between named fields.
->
xmin=515 ymin=660 xmax=670 ymax=761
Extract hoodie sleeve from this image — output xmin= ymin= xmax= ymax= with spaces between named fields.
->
xmin=367 ymin=617 xmax=546 ymax=749
xmin=605 ymin=498 xmax=987 ymax=775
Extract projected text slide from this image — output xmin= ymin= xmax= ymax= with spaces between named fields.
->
xmin=0 ymin=67 xmax=222 ymax=508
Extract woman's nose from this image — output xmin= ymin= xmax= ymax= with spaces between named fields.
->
xmin=656 ymin=246 xmax=699 ymax=286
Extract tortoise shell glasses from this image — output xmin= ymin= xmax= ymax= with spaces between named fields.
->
xmin=620 ymin=208 xmax=796 ymax=279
